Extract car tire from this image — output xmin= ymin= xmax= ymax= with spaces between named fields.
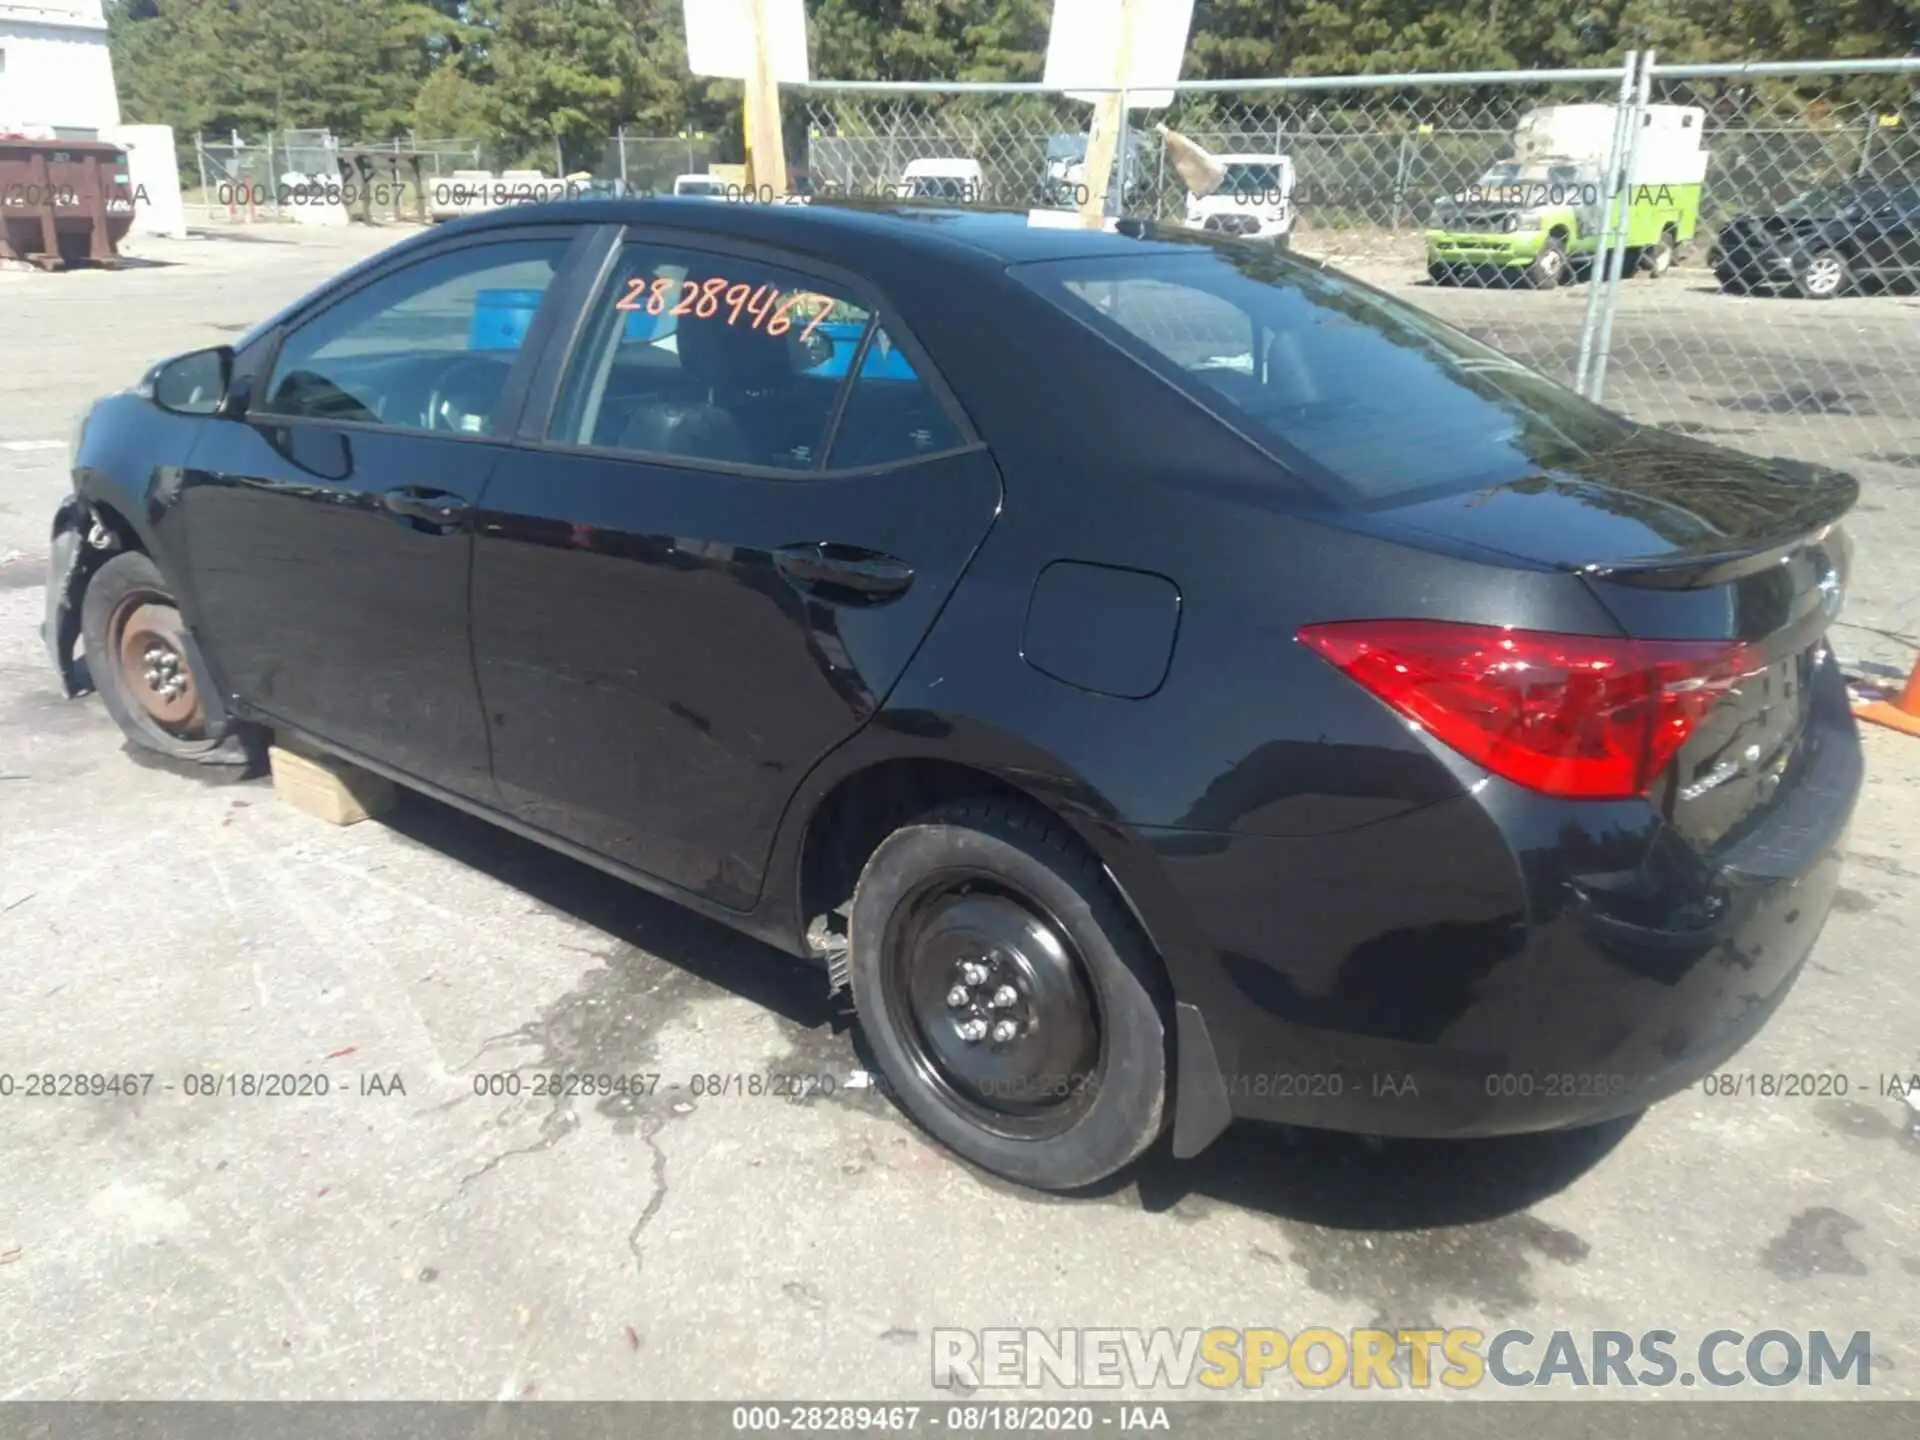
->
xmin=81 ymin=550 xmax=243 ymax=765
xmin=1716 ymin=269 xmax=1753 ymax=295
xmin=1647 ymin=229 xmax=1677 ymax=278
xmin=1427 ymin=261 xmax=1455 ymax=286
xmin=1793 ymin=249 xmax=1849 ymax=299
xmin=1526 ymin=237 xmax=1569 ymax=290
xmin=848 ymin=797 xmax=1169 ymax=1191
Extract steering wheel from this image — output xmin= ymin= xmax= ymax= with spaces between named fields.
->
xmin=423 ymin=356 xmax=511 ymax=435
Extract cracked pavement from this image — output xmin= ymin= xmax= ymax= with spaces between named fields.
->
xmin=1 ymin=222 xmax=1917 ymax=1402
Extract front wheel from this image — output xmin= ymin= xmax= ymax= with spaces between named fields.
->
xmin=80 ymin=550 xmax=240 ymax=763
xmin=1526 ymin=237 xmax=1569 ymax=290
xmin=848 ymin=798 xmax=1169 ymax=1191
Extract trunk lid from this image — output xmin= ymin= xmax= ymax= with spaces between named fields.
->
xmin=1374 ymin=429 xmax=1856 ymax=843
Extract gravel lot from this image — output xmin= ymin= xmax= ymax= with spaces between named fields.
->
xmin=1 ymin=221 xmax=1917 ymax=1405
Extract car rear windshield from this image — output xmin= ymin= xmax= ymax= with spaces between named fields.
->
xmin=1009 ymin=240 xmax=1640 ymax=505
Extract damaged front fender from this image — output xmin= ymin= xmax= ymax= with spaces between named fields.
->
xmin=42 ymin=495 xmax=115 ymax=699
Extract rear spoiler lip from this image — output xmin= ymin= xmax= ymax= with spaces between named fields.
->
xmin=1573 ymin=523 xmax=1844 ymax=590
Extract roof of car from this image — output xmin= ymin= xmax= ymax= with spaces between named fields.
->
xmin=442 ymin=195 xmax=1194 ymax=268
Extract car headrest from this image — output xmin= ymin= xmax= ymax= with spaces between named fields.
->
xmin=674 ymin=282 xmax=802 ymax=392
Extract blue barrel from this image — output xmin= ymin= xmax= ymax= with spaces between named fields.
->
xmin=805 ymin=321 xmax=920 ymax=381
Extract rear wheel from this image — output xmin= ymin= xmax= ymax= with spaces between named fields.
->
xmin=1793 ymin=249 xmax=1849 ymax=299
xmin=81 ymin=551 xmax=232 ymax=762
xmin=848 ymin=798 xmax=1169 ymax=1191
xmin=1427 ymin=261 xmax=1456 ymax=286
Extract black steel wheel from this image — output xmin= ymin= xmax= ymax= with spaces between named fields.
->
xmin=849 ymin=798 xmax=1170 ymax=1190
xmin=881 ymin=872 xmax=1103 ymax=1139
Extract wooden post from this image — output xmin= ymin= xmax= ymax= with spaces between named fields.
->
xmin=742 ymin=0 xmax=788 ymax=200
xmin=1076 ymin=0 xmax=1137 ymax=224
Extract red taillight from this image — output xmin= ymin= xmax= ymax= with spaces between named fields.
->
xmin=1297 ymin=620 xmax=1752 ymax=800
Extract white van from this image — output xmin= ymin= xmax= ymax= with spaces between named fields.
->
xmin=1185 ymin=154 xmax=1294 ymax=245
xmin=671 ymin=174 xmax=728 ymax=200
xmin=901 ymin=157 xmax=987 ymax=203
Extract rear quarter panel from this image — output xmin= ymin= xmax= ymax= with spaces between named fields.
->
xmin=863 ymin=267 xmax=1631 ymax=1002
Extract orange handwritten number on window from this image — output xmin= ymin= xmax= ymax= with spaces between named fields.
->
xmin=669 ymin=280 xmax=699 ymax=317
xmin=766 ymin=291 xmax=808 ymax=338
xmin=696 ymin=277 xmax=728 ymax=318
xmin=797 ymin=294 xmax=836 ymax=344
xmin=723 ymin=282 xmax=753 ymax=324
xmin=616 ymin=278 xmax=647 ymax=312
xmin=647 ymin=276 xmax=674 ymax=315
xmin=744 ymin=284 xmax=777 ymax=329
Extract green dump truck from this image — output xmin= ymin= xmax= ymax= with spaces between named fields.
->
xmin=1425 ymin=103 xmax=1711 ymax=288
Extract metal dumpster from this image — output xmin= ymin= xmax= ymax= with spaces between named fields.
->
xmin=0 ymin=138 xmax=136 ymax=270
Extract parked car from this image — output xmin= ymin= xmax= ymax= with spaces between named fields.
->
xmin=46 ymin=201 xmax=1861 ymax=1191
xmin=1711 ymin=181 xmax=1920 ymax=297
xmin=1041 ymin=131 xmax=1152 ymax=211
xmin=1185 ymin=154 xmax=1294 ymax=246
xmin=902 ymin=157 xmax=986 ymax=203
xmin=671 ymin=173 xmax=729 ymax=199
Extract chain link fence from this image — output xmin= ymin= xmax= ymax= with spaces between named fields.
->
xmin=788 ymin=58 xmax=1920 ymax=663
xmin=191 ymin=130 xmax=492 ymax=220
xmin=601 ymin=131 xmax=722 ymax=193
xmin=789 ymin=61 xmax=1920 ymax=470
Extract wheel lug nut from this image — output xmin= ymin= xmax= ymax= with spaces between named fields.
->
xmin=988 ymin=984 xmax=1018 ymax=1009
xmin=959 ymin=961 xmax=989 ymax=986
xmin=990 ymin=1019 xmax=1019 ymax=1044
xmin=956 ymin=1018 xmax=988 ymax=1043
xmin=946 ymin=985 xmax=970 ymax=1009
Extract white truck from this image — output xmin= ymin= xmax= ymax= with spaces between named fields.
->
xmin=1426 ymin=103 xmax=1711 ymax=287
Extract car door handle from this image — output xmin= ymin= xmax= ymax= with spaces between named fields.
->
xmin=773 ymin=543 xmax=915 ymax=602
xmin=383 ymin=486 xmax=471 ymax=531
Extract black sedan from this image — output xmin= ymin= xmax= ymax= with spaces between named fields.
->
xmin=44 ymin=198 xmax=1862 ymax=1191
xmin=1712 ymin=181 xmax=1920 ymax=297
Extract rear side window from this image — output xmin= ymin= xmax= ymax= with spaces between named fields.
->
xmin=552 ymin=240 xmax=960 ymax=472
xmin=1010 ymin=243 xmax=1637 ymax=504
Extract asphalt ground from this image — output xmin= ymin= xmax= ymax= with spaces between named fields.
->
xmin=1 ymin=221 xmax=1916 ymax=1406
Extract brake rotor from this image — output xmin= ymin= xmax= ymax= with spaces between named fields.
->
xmin=115 ymin=598 xmax=205 ymax=735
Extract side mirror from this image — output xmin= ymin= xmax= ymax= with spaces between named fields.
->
xmin=150 ymin=346 xmax=235 ymax=416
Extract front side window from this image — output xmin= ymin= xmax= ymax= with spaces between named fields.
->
xmin=1011 ymin=239 xmax=1640 ymax=505
xmin=261 ymin=238 xmax=569 ymax=435
xmin=551 ymin=241 xmax=961 ymax=471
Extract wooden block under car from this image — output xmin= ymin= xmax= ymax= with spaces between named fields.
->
xmin=269 ymin=743 xmax=396 ymax=826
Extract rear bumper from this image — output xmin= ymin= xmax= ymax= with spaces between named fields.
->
xmin=1145 ymin=675 xmax=1862 ymax=1140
